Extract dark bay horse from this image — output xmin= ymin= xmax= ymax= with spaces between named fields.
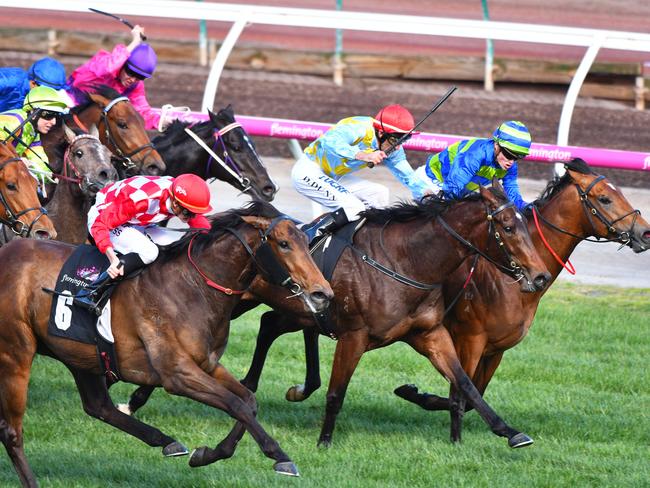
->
xmin=0 ymin=202 xmax=333 ymax=487
xmin=0 ymin=143 xmax=56 ymax=241
xmin=43 ymin=124 xmax=117 ymax=243
xmin=42 ymin=86 xmax=166 ymax=187
xmin=153 ymin=106 xmax=278 ymax=201
xmin=126 ymin=180 xmax=551 ymax=448
xmin=392 ymin=158 xmax=650 ymax=438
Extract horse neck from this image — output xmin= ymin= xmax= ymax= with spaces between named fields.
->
xmin=46 ymin=181 xmax=89 ymax=244
xmin=529 ymin=184 xmax=588 ymax=279
xmin=157 ymin=131 xmax=212 ymax=177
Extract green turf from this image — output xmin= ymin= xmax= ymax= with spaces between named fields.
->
xmin=1 ymin=283 xmax=648 ymax=487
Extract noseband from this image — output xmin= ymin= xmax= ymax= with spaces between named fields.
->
xmin=0 ymin=157 xmax=48 ymax=237
xmin=100 ymin=97 xmax=155 ymax=175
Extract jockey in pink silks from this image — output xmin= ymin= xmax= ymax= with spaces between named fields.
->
xmin=66 ymin=25 xmax=161 ymax=131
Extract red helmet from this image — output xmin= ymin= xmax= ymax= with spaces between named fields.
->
xmin=373 ymin=104 xmax=415 ymax=133
xmin=171 ymin=174 xmax=213 ymax=214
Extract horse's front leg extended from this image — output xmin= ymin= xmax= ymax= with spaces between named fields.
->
xmin=70 ymin=369 xmax=188 ymax=457
xmin=286 ymin=326 xmax=322 ymax=402
xmin=318 ymin=329 xmax=368 ymax=448
xmin=408 ymin=326 xmax=533 ymax=448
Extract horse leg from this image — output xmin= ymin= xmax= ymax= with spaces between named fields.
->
xmin=160 ymin=361 xmax=297 ymax=475
xmin=240 ymin=310 xmax=316 ymax=401
xmin=408 ymin=326 xmax=532 ymax=448
xmin=115 ymin=385 xmax=156 ymax=416
xmin=286 ymin=326 xmax=321 ymax=402
xmin=318 ymin=330 xmax=367 ymax=448
xmin=69 ymin=369 xmax=189 ymax=457
xmin=0 ymin=348 xmax=38 ymax=488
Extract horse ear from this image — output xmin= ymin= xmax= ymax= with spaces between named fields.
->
xmin=492 ymin=176 xmax=505 ymax=194
xmin=479 ymin=183 xmax=499 ymax=207
xmin=88 ymin=92 xmax=107 ymax=109
xmin=62 ymin=122 xmax=76 ymax=143
xmin=88 ymin=124 xmax=99 ymax=138
xmin=240 ymin=215 xmax=269 ymax=232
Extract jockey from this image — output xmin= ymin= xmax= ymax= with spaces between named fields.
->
xmin=0 ymin=85 xmax=70 ymax=186
xmin=66 ymin=25 xmax=161 ymax=131
xmin=0 ymin=57 xmax=69 ymax=113
xmin=73 ymin=173 xmax=213 ymax=313
xmin=415 ymin=120 xmax=532 ymax=210
xmin=292 ymin=104 xmax=430 ymax=240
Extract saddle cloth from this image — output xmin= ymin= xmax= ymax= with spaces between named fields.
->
xmin=47 ymin=244 xmax=114 ymax=344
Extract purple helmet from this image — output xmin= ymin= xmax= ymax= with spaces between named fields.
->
xmin=125 ymin=44 xmax=157 ymax=79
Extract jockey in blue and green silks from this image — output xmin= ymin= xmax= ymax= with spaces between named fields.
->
xmin=416 ymin=120 xmax=532 ymax=210
xmin=0 ymin=85 xmax=69 ymax=185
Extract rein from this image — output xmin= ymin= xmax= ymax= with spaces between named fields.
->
xmin=0 ymin=157 xmax=49 ymax=237
xmin=531 ymin=206 xmax=576 ymax=274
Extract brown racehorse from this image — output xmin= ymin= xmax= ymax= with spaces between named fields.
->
xmin=0 ymin=143 xmax=56 ymax=241
xmin=0 ymin=202 xmax=333 ymax=487
xmin=124 ymin=180 xmax=552 ymax=448
xmin=392 ymin=158 xmax=650 ymax=439
xmin=43 ymin=124 xmax=117 ymax=243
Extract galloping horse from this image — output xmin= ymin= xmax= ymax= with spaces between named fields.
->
xmin=42 ymin=86 xmax=166 ymax=185
xmin=0 ymin=143 xmax=56 ymax=241
xmin=153 ymin=106 xmax=278 ymax=201
xmin=392 ymin=158 xmax=650 ymax=439
xmin=43 ymin=124 xmax=117 ymax=243
xmin=0 ymin=202 xmax=332 ymax=487
xmin=126 ymin=180 xmax=551 ymax=447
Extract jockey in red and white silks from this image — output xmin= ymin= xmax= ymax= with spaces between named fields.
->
xmin=291 ymin=105 xmax=430 ymax=222
xmin=88 ymin=174 xmax=212 ymax=275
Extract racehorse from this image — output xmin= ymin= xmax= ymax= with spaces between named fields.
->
xmin=42 ymin=86 xmax=165 ymax=186
xmin=391 ymin=158 xmax=650 ymax=439
xmin=0 ymin=201 xmax=333 ymax=487
xmin=153 ymin=106 xmax=278 ymax=201
xmin=0 ymin=143 xmax=56 ymax=241
xmin=125 ymin=180 xmax=552 ymax=448
xmin=43 ymin=124 xmax=117 ymax=243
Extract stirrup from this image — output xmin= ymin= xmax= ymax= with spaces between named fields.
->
xmin=72 ymin=294 xmax=103 ymax=316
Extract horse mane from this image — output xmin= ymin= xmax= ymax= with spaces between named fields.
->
xmin=69 ymin=85 xmax=122 ymax=115
xmin=529 ymin=158 xmax=596 ymax=211
xmin=156 ymin=201 xmax=283 ymax=263
xmin=152 ymin=119 xmax=215 ymax=149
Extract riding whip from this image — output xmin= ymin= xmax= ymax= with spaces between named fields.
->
xmin=88 ymin=8 xmax=147 ymax=40
xmin=368 ymin=85 xmax=458 ymax=168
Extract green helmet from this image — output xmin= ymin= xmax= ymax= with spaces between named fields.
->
xmin=23 ymin=85 xmax=69 ymax=114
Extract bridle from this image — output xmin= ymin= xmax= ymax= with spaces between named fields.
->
xmin=0 ymin=157 xmax=49 ymax=237
xmin=532 ymin=174 xmax=640 ymax=246
xmin=187 ymin=216 xmax=300 ymax=296
xmin=99 ymin=97 xmax=156 ymax=176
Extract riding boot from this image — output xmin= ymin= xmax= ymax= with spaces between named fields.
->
xmin=302 ymin=208 xmax=350 ymax=243
xmin=73 ymin=253 xmax=146 ymax=315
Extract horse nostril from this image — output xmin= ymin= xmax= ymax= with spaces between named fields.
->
xmin=34 ymin=229 xmax=54 ymax=240
xmin=146 ymin=164 xmax=162 ymax=176
xmin=262 ymin=185 xmax=276 ymax=198
xmin=310 ymin=291 xmax=331 ymax=306
xmin=533 ymin=273 xmax=550 ymax=291
xmin=98 ymin=170 xmax=110 ymax=182
xmin=643 ymin=230 xmax=650 ymax=241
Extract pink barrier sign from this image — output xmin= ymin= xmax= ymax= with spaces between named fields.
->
xmin=155 ymin=109 xmax=650 ymax=172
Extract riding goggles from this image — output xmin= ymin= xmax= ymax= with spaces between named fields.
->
xmin=124 ymin=66 xmax=146 ymax=81
xmin=499 ymin=145 xmax=525 ymax=161
xmin=37 ymin=110 xmax=62 ymax=121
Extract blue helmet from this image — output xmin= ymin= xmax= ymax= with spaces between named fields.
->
xmin=27 ymin=57 xmax=68 ymax=90
xmin=493 ymin=120 xmax=532 ymax=157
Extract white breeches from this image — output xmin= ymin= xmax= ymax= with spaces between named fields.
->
xmin=291 ymin=154 xmax=390 ymax=221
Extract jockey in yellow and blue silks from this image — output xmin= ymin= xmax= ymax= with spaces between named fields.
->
xmin=292 ymin=104 xmax=430 ymax=240
xmin=416 ymin=120 xmax=531 ymax=210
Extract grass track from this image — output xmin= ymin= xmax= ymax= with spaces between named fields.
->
xmin=1 ymin=283 xmax=648 ymax=487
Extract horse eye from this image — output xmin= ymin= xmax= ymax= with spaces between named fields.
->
xmin=117 ymin=121 xmax=128 ymax=130
xmin=6 ymin=182 xmax=17 ymax=191
xmin=74 ymin=150 xmax=83 ymax=158
xmin=503 ymin=225 xmax=513 ymax=234
xmin=278 ymin=240 xmax=290 ymax=249
xmin=598 ymin=195 xmax=612 ymax=205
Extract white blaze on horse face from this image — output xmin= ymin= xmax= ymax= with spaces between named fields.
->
xmin=607 ymin=182 xmax=617 ymax=191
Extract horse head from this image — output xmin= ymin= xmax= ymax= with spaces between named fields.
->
xmin=0 ymin=149 xmax=56 ymax=240
xmin=474 ymin=178 xmax=550 ymax=292
xmin=207 ymin=106 xmax=278 ymax=201
xmin=61 ymin=123 xmax=117 ymax=199
xmin=240 ymin=208 xmax=333 ymax=313
xmin=564 ymin=159 xmax=650 ymax=253
xmin=74 ymin=86 xmax=166 ymax=178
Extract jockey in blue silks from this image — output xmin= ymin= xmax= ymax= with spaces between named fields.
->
xmin=415 ymin=120 xmax=532 ymax=210
xmin=0 ymin=57 xmax=68 ymax=113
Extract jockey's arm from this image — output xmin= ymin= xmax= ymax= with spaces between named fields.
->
xmin=385 ymin=150 xmax=430 ymax=199
xmin=128 ymin=83 xmax=160 ymax=131
xmin=443 ymin=150 xmax=481 ymax=199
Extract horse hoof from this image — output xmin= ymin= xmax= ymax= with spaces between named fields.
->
xmin=163 ymin=441 xmax=189 ymax=457
xmin=508 ymin=433 xmax=534 ymax=448
xmin=286 ymin=384 xmax=306 ymax=402
xmin=274 ymin=461 xmax=300 ymax=477
xmin=394 ymin=384 xmax=419 ymax=400
xmin=317 ymin=438 xmax=332 ymax=449
xmin=189 ymin=446 xmax=211 ymax=467
xmin=116 ymin=403 xmax=132 ymax=415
